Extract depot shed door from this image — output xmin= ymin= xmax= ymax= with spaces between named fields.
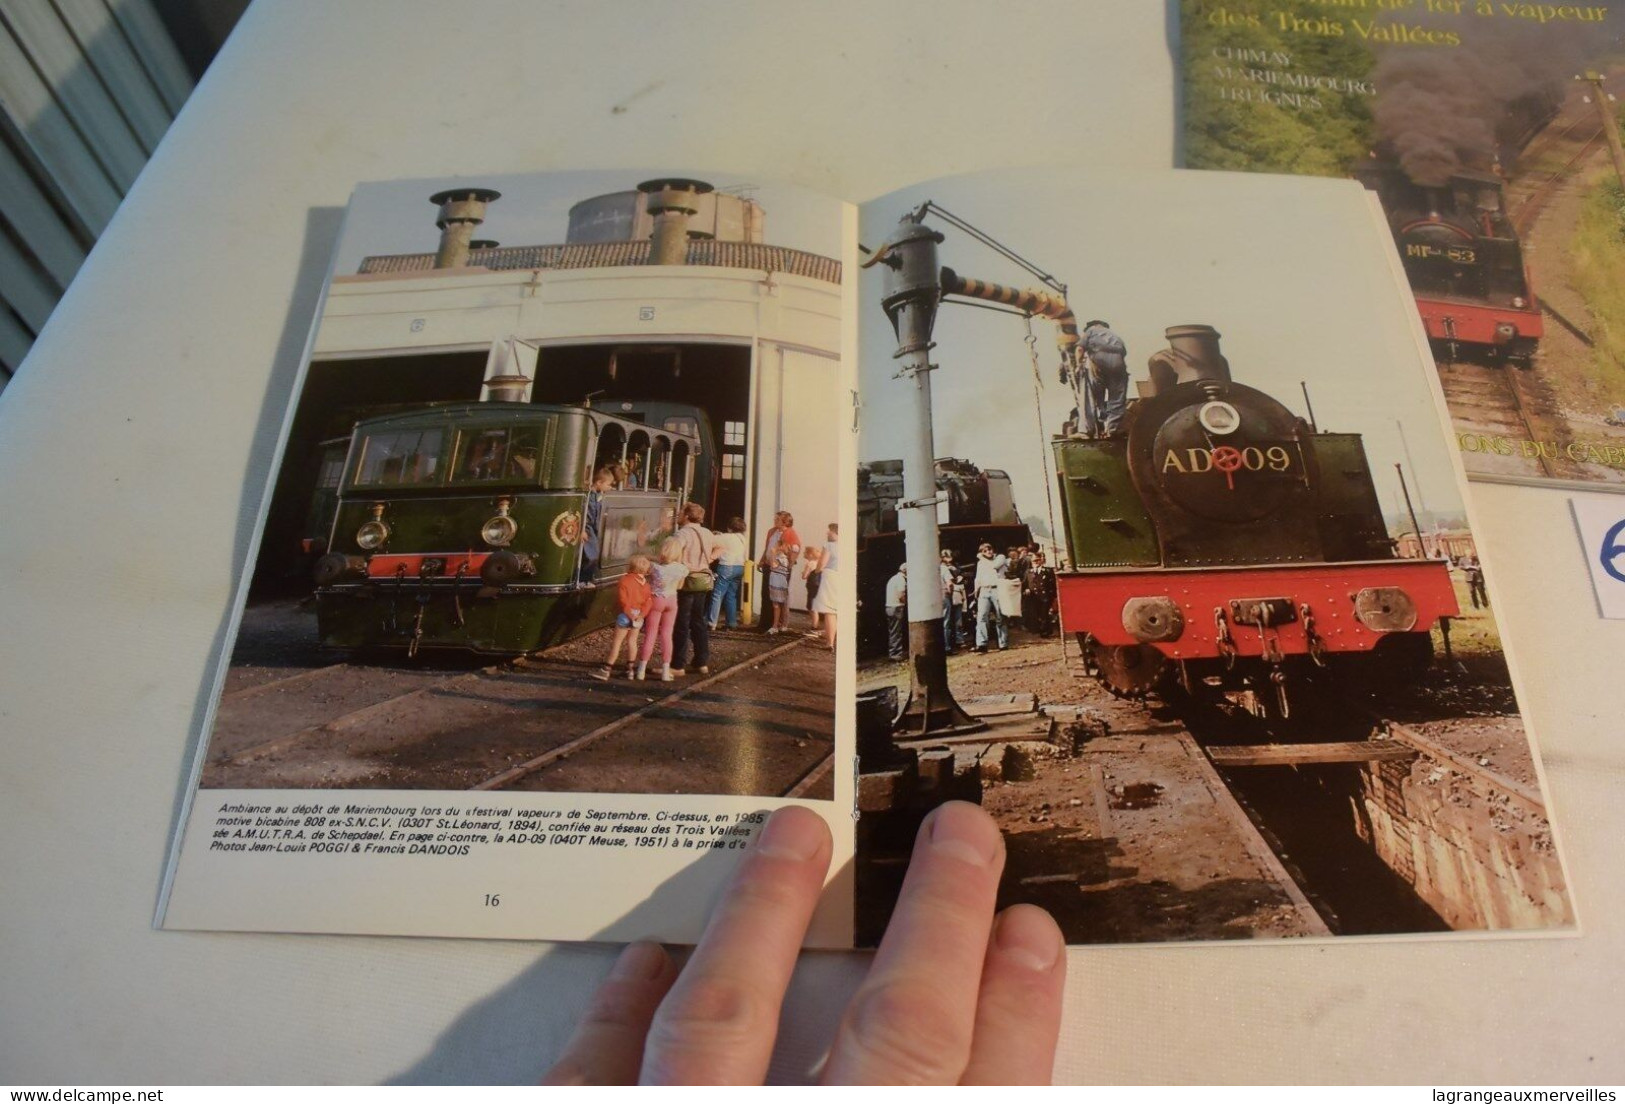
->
xmin=755 ymin=345 xmax=840 ymax=611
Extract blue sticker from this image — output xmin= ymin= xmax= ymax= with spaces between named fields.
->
xmin=1601 ymin=519 xmax=1625 ymax=585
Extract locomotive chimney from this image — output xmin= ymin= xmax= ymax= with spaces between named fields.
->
xmin=429 ymin=187 xmax=501 ymax=269
xmin=1148 ymin=325 xmax=1231 ymax=395
xmin=639 ymin=178 xmax=713 ymax=265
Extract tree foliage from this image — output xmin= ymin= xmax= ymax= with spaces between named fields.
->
xmin=1182 ymin=0 xmax=1377 ymax=176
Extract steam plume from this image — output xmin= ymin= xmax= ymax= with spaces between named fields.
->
xmin=1374 ymin=19 xmax=1602 ymax=185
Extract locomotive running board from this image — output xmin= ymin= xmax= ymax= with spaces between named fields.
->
xmin=1205 ymin=741 xmax=1420 ymax=768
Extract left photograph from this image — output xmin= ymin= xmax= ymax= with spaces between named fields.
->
xmin=199 ymin=172 xmax=846 ymax=800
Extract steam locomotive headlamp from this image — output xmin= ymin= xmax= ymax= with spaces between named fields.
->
xmin=1512 ymin=297 xmax=1528 ymax=309
xmin=355 ymin=503 xmax=390 ymax=551
xmin=481 ymin=496 xmax=519 ymax=548
xmin=1198 ymin=400 xmax=1242 ymax=436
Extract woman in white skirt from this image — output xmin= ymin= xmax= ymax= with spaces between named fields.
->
xmin=809 ymin=522 xmax=839 ymax=651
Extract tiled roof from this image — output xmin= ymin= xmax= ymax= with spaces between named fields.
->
xmin=358 ymin=239 xmax=842 ymax=284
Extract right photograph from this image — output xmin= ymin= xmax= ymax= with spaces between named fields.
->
xmin=853 ymin=169 xmax=1576 ymax=947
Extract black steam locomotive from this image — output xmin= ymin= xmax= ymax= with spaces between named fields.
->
xmin=1053 ymin=325 xmax=1459 ymax=715
xmin=856 ymin=457 xmax=1031 ymax=658
xmin=1356 ymin=165 xmax=1542 ymax=363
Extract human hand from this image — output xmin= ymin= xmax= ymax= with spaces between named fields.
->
xmin=542 ymin=802 xmax=1065 ymax=1085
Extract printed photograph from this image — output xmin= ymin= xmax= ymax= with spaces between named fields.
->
xmin=853 ymin=169 xmax=1574 ymax=945
xmin=1182 ymin=0 xmax=1625 ymax=488
xmin=198 ymin=171 xmax=844 ymax=799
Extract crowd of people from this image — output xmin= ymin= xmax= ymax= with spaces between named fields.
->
xmin=593 ymin=501 xmax=839 ymax=682
xmin=884 ymin=543 xmax=1057 ymax=661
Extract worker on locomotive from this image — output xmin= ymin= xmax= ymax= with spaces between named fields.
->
xmin=1080 ymin=320 xmax=1131 ymax=437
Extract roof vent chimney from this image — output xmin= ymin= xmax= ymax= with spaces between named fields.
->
xmin=429 ymin=187 xmax=501 ymax=269
xmin=638 ymin=178 xmax=714 ymax=265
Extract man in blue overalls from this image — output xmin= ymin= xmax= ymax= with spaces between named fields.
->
xmin=1081 ymin=320 xmax=1129 ymax=438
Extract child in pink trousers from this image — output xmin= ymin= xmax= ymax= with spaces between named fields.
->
xmin=636 ymin=538 xmax=690 ymax=681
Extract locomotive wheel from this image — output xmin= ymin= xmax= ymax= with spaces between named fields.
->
xmin=1095 ymin=643 xmax=1168 ymax=699
xmin=1367 ymin=630 xmax=1436 ymax=683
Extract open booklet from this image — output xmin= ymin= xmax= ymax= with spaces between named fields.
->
xmin=159 ymin=166 xmax=1576 ymax=949
xmin=1178 ymin=0 xmax=1625 ymax=492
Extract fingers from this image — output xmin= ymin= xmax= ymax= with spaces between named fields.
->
xmin=639 ymin=805 xmax=834 ymax=1084
xmin=960 ymin=904 xmax=1067 ymax=1085
xmin=542 ymin=942 xmax=678 ymax=1085
xmin=823 ymin=801 xmax=1006 ymax=1085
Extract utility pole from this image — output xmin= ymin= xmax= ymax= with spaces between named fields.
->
xmin=1578 ymin=71 xmax=1625 ymax=191
xmin=1396 ymin=463 xmax=1426 ymax=560
xmin=1393 ymin=417 xmax=1430 ymax=525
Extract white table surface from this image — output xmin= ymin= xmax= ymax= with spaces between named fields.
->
xmin=1 ymin=0 xmax=1620 ymax=1084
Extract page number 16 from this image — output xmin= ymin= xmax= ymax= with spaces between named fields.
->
xmin=483 ymin=894 xmax=502 ymax=908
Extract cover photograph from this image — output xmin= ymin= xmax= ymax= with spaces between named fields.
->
xmin=1180 ymin=0 xmax=1625 ymax=490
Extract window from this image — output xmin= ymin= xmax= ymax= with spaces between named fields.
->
xmin=649 ymin=436 xmax=672 ymax=491
xmin=723 ymin=420 xmax=745 ymax=447
xmin=626 ymin=430 xmax=651 ymax=488
xmin=594 ymin=423 xmax=627 ymax=476
xmin=662 ymin=415 xmax=699 ymax=440
xmin=354 ymin=428 xmax=444 ymax=487
xmin=671 ymin=441 xmax=691 ymax=494
xmin=453 ymin=426 xmax=542 ymax=483
xmin=315 ymin=446 xmax=347 ymax=489
xmin=721 ymin=453 xmax=745 ymax=481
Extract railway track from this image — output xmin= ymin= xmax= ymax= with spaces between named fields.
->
xmin=1435 ymin=354 xmax=1555 ymax=479
xmin=204 ymin=627 xmax=836 ymax=799
xmin=468 ymin=637 xmax=816 ymax=792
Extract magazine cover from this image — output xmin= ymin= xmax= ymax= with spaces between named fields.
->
xmin=853 ymin=168 xmax=1575 ymax=945
xmin=159 ymin=170 xmax=857 ymax=944
xmin=1179 ymin=0 xmax=1625 ymax=491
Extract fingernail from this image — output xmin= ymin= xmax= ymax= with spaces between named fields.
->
xmin=611 ymin=941 xmax=669 ymax=982
xmin=753 ymin=806 xmax=825 ymax=862
xmin=994 ymin=908 xmax=1063 ymax=972
xmin=925 ymin=802 xmax=1002 ymax=868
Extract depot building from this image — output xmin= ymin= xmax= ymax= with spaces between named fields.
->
xmin=259 ymin=179 xmax=846 ymax=612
